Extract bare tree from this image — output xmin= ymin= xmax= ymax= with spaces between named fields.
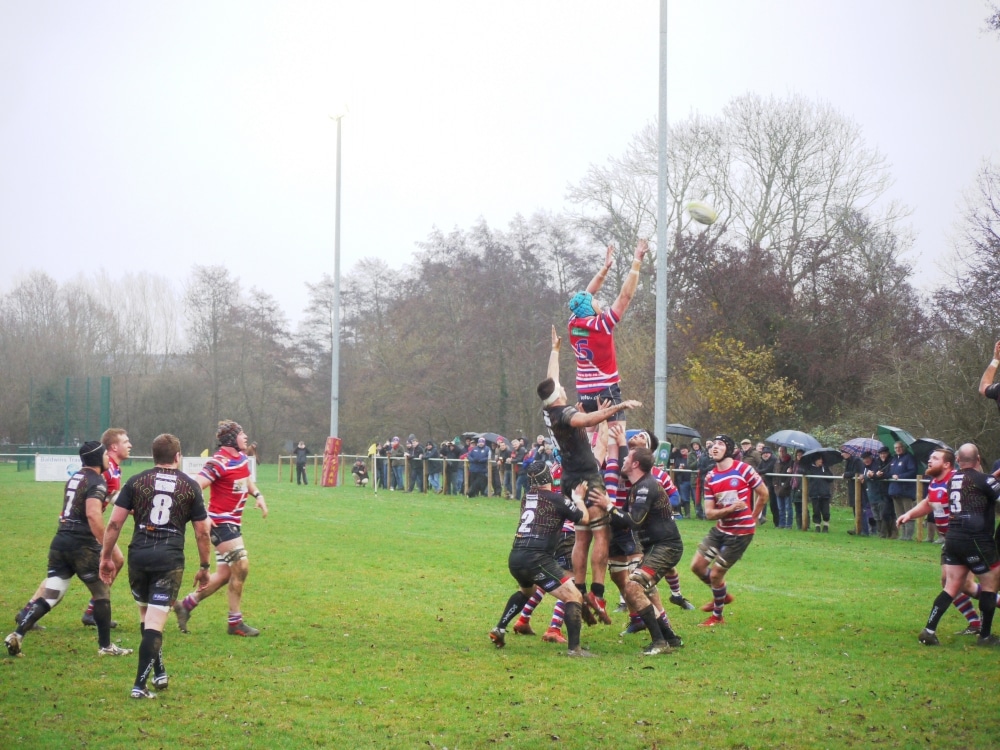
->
xmin=185 ymin=265 xmax=240 ymax=427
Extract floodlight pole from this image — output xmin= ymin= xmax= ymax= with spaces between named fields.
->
xmin=653 ymin=0 xmax=669 ymax=438
xmin=330 ymin=110 xmax=347 ymax=439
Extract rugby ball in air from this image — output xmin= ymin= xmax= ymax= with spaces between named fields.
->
xmin=685 ymin=200 xmax=718 ymax=226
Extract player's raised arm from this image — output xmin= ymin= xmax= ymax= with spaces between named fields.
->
xmin=610 ymin=239 xmax=648 ymax=318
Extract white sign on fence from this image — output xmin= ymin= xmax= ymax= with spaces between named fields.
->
xmin=34 ymin=455 xmax=84 ymax=482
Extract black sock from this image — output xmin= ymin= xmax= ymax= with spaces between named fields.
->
xmin=590 ymin=583 xmax=605 ymax=599
xmin=575 ymin=583 xmax=587 ymax=596
xmin=657 ymin=612 xmax=677 ymax=640
xmin=497 ymin=591 xmax=530 ymax=630
xmin=564 ymin=601 xmax=583 ymax=650
xmin=17 ymin=598 xmax=51 ymax=635
xmin=980 ymin=590 xmax=997 ymax=637
xmin=638 ymin=605 xmax=663 ymax=643
xmin=92 ymin=599 xmax=112 ymax=648
xmin=135 ymin=628 xmax=163 ymax=689
xmin=926 ymin=591 xmax=954 ymax=632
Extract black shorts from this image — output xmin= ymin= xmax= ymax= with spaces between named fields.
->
xmin=561 ymin=468 xmax=607 ymax=508
xmin=609 ymin=528 xmax=639 ymax=558
xmin=210 ymin=522 xmax=243 ymax=546
xmin=128 ymin=565 xmax=186 ymax=608
xmin=635 ymin=542 xmax=684 ymax=585
xmin=47 ymin=532 xmax=109 ymax=597
xmin=508 ymin=547 xmax=570 ymax=593
xmin=696 ymin=527 xmax=754 ymax=570
xmin=942 ymin=536 xmax=1000 ymax=575
xmin=554 ymin=531 xmax=575 ymax=571
xmin=578 ymin=383 xmax=624 ymax=421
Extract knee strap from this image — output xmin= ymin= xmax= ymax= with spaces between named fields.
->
xmin=219 ymin=546 xmax=248 ymax=565
xmin=42 ymin=576 xmax=71 ymax=608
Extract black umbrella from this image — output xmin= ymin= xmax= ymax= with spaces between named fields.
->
xmin=911 ymin=438 xmax=953 ymax=466
xmin=664 ymin=423 xmax=701 ymax=439
xmin=799 ymin=448 xmax=844 ymax=467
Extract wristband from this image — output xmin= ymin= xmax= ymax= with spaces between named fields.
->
xmin=253 ymin=491 xmax=261 ymax=498
xmin=991 ymin=359 xmax=999 ymax=368
xmin=200 ymin=562 xmax=210 ymax=570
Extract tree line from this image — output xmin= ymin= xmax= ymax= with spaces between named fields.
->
xmin=2 ymin=95 xmax=999 ymax=460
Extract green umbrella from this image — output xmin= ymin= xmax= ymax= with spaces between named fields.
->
xmin=876 ymin=425 xmax=917 ymax=453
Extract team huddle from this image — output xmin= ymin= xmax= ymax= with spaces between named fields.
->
xmin=5 ymin=421 xmax=268 ymax=699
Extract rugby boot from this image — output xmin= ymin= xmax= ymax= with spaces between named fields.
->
xmin=5 ymin=632 xmax=23 ymax=657
xmin=619 ymin=616 xmax=646 ymax=636
xmin=541 ymin=627 xmax=567 ymax=644
xmin=976 ymin=634 xmax=1000 ymax=647
xmin=512 ymin=617 xmax=535 ymax=636
xmin=489 ymin=627 xmax=506 ymax=648
xmin=668 ymin=594 xmax=696 ymax=610
xmin=698 ymin=614 xmax=725 ymax=628
xmin=228 ymin=621 xmax=260 ymax=637
xmin=152 ymin=672 xmax=170 ymax=690
xmin=130 ymin=687 xmax=157 ymax=699
xmin=917 ymin=628 xmax=939 ymax=646
xmin=955 ymin=624 xmax=981 ymax=636
xmin=579 ymin=598 xmax=598 ymax=626
xmin=586 ymin=592 xmax=613 ymax=625
xmin=98 ymin=643 xmax=133 ymax=656
xmin=641 ymin=640 xmax=672 ymax=656
xmin=699 ymin=593 xmax=734 ymax=612
xmin=563 ymin=647 xmax=596 ymax=658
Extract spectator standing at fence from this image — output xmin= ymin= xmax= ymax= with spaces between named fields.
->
xmin=773 ymin=447 xmax=793 ymax=529
xmin=467 ymin=438 xmax=491 ymax=497
xmin=441 ymin=441 xmax=463 ymax=495
xmin=388 ymin=437 xmax=405 ymax=491
xmin=788 ymin=448 xmax=805 ymax=530
xmin=567 ymin=240 xmax=648 ymax=433
xmin=808 ymin=455 xmax=834 ymax=533
xmin=671 ymin=445 xmax=693 ymax=519
xmin=424 ymin=441 xmax=442 ymax=493
xmin=510 ymin=439 xmax=528 ymax=501
xmin=867 ymin=446 xmax=894 ymax=538
xmin=854 ymin=452 xmax=878 ymax=536
xmin=494 ymin=438 xmax=512 ymax=498
xmin=696 ymin=442 xmax=715 ymax=520
xmin=841 ymin=450 xmax=865 ymax=533
xmin=757 ymin=446 xmax=777 ymax=526
xmin=404 ymin=435 xmax=423 ymax=492
xmin=294 ymin=441 xmax=309 ymax=485
xmin=889 ymin=441 xmax=918 ymax=541
xmin=739 ymin=439 xmax=762 ymax=470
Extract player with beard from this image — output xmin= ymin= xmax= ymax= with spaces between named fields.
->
xmin=5 ymin=442 xmax=131 ymax=658
xmin=905 ymin=444 xmax=1000 ymax=647
xmin=489 ymin=462 xmax=593 ymax=656
xmin=173 ymin=420 xmax=268 ymax=636
xmin=601 ymin=446 xmax=684 ymax=656
xmin=896 ymin=448 xmax=983 ymax=635
xmin=538 ymin=326 xmax=641 ymax=627
xmin=690 ymin=435 xmax=769 ymax=627
xmin=99 ymin=433 xmax=212 ymax=698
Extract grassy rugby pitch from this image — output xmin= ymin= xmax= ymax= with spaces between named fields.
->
xmin=2 ymin=462 xmax=999 ymax=749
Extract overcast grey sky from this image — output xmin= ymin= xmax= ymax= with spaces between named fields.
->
xmin=2 ymin=1 xmax=997 ymax=324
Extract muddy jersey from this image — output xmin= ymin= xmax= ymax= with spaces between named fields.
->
xmin=56 ymin=469 xmax=107 ymax=539
xmin=568 ymin=308 xmax=621 ymax=393
xmin=542 ymin=404 xmax=600 ymax=477
xmin=116 ymin=467 xmax=207 ymax=555
xmin=199 ymin=449 xmax=252 ymax=526
xmin=513 ymin=488 xmax=584 ymax=554
xmin=704 ymin=460 xmax=763 ymax=536
xmin=945 ymin=469 xmax=1000 ymax=539
xmin=926 ymin=470 xmax=955 ymax=535
xmin=609 ymin=472 xmax=681 ymax=548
